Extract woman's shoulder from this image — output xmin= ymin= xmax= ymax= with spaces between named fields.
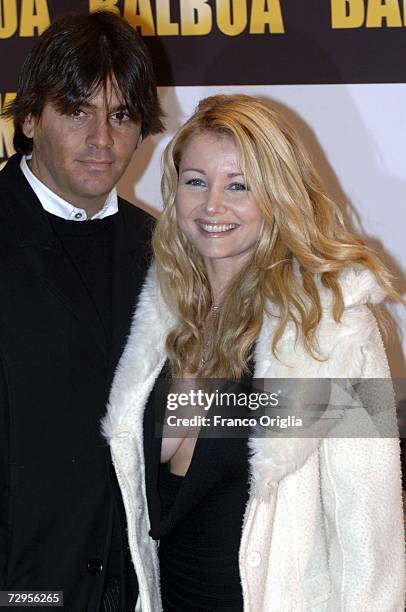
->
xmin=317 ymin=266 xmax=390 ymax=376
xmin=257 ymin=266 xmax=390 ymax=378
xmin=318 ymin=265 xmax=387 ymax=310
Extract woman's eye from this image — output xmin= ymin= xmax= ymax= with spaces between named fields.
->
xmin=185 ymin=178 xmax=206 ymax=187
xmin=229 ymin=182 xmax=248 ymax=191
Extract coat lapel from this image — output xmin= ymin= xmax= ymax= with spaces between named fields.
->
xmin=103 ymin=266 xmax=177 ymax=439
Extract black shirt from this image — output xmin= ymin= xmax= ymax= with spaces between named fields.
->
xmin=144 ymin=363 xmax=255 ymax=611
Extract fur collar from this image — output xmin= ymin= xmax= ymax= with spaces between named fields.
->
xmin=103 ymin=265 xmax=387 ymax=500
xmin=102 ymin=267 xmax=177 ymax=440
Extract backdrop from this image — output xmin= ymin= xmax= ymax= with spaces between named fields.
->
xmin=0 ymin=1 xmax=405 ymax=384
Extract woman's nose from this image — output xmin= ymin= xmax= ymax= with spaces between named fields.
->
xmin=203 ymin=188 xmax=227 ymax=216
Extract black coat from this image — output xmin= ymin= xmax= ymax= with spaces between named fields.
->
xmin=0 ymin=155 xmax=153 ymax=611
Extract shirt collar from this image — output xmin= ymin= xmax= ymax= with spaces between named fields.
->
xmin=20 ymin=155 xmax=118 ymax=221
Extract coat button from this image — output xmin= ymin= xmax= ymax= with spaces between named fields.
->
xmin=86 ymin=558 xmax=103 ymax=575
xmin=247 ymin=551 xmax=262 ymax=568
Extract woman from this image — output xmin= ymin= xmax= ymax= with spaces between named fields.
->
xmin=103 ymin=95 xmax=405 ymax=611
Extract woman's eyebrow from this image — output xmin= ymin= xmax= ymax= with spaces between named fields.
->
xmin=180 ymin=167 xmax=206 ymax=174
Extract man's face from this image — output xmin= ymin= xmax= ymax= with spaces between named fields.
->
xmin=22 ymin=83 xmax=142 ymax=215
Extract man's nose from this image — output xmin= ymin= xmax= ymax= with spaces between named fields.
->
xmin=203 ymin=188 xmax=227 ymax=216
xmin=87 ymin=118 xmax=114 ymax=149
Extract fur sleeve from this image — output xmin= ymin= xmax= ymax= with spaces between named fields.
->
xmin=320 ymin=315 xmax=405 ymax=610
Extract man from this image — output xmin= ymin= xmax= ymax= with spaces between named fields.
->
xmin=0 ymin=11 xmax=163 ymax=611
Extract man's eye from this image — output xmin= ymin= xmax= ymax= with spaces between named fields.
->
xmin=71 ymin=109 xmax=86 ymax=119
xmin=185 ymin=178 xmax=206 ymax=187
xmin=111 ymin=111 xmax=130 ymax=123
xmin=229 ymin=182 xmax=248 ymax=191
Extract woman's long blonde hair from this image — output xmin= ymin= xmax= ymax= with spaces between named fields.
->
xmin=153 ymin=94 xmax=399 ymax=378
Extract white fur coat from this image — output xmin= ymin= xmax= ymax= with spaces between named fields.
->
xmin=103 ymin=266 xmax=405 ymax=611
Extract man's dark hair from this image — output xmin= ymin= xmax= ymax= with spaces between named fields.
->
xmin=4 ymin=11 xmax=164 ymax=154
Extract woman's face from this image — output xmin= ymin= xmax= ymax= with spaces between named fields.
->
xmin=175 ymin=132 xmax=263 ymax=276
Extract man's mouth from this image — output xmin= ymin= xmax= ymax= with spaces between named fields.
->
xmin=78 ymin=159 xmax=113 ymax=166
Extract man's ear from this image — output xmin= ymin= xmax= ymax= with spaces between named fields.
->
xmin=22 ymin=114 xmax=36 ymax=139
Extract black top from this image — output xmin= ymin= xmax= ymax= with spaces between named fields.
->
xmin=46 ymin=213 xmax=114 ymax=347
xmin=156 ymin=443 xmax=248 ymax=611
xmin=144 ymin=363 xmax=255 ymax=611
